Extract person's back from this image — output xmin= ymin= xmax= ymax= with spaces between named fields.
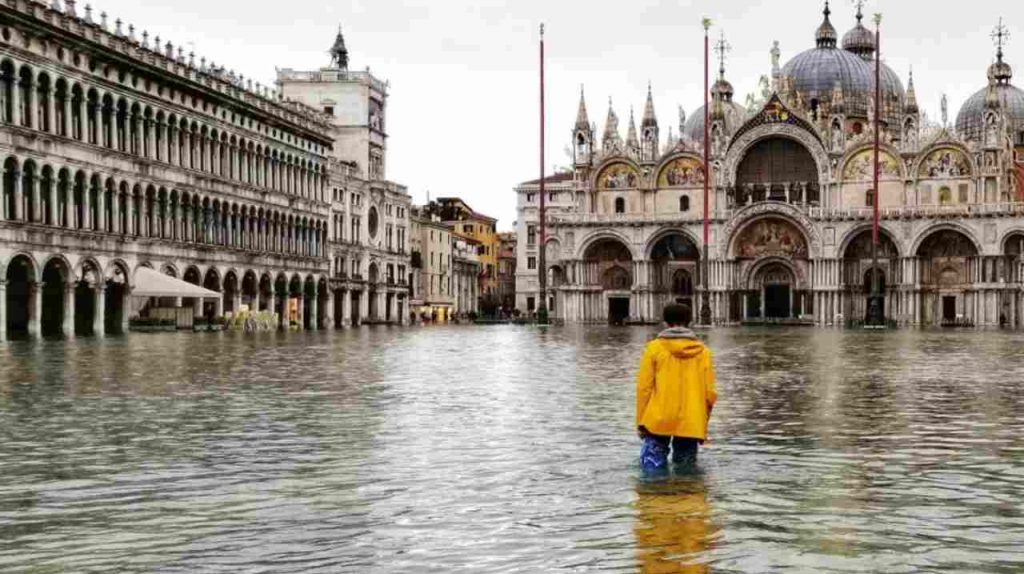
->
xmin=636 ymin=303 xmax=716 ymax=471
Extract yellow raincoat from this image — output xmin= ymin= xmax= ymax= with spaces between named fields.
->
xmin=636 ymin=329 xmax=717 ymax=440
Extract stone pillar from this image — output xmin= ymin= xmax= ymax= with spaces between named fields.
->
xmin=95 ymin=185 xmax=105 ymax=232
xmin=232 ymin=292 xmax=242 ymax=317
xmin=26 ymin=282 xmax=41 ymax=339
xmin=359 ymin=291 xmax=369 ymax=325
xmin=308 ymin=293 xmax=318 ymax=331
xmin=30 ymin=174 xmax=41 ymax=223
xmin=341 ymin=289 xmax=352 ymax=328
xmin=93 ymin=283 xmax=106 ymax=337
xmin=389 ymin=293 xmax=398 ymax=324
xmin=11 ymin=166 xmax=22 ymax=220
xmin=62 ymin=283 xmax=75 ymax=338
xmin=0 ymin=281 xmax=6 ymax=342
xmin=296 ymin=295 xmax=305 ymax=330
xmin=82 ymin=185 xmax=91 ymax=230
xmin=325 ymin=289 xmax=335 ymax=329
xmin=213 ymin=293 xmax=224 ymax=319
xmin=193 ymin=295 xmax=204 ymax=319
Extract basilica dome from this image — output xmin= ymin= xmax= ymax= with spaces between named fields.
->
xmin=955 ymin=55 xmax=1024 ymax=143
xmin=780 ymin=3 xmax=904 ymax=119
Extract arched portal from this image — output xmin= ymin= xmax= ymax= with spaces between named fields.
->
xmin=242 ymin=271 xmax=258 ymax=310
xmin=916 ymin=229 xmax=979 ymax=326
xmin=842 ymin=229 xmax=900 ymax=323
xmin=649 ymin=232 xmax=700 ymax=316
xmin=734 ymin=137 xmax=820 ymax=206
xmin=750 ymin=261 xmax=798 ymax=320
xmin=182 ymin=266 xmax=202 ymax=318
xmin=74 ymin=260 xmax=102 ymax=336
xmin=1003 ymin=233 xmax=1024 ymax=328
xmin=105 ymin=263 xmax=129 ymax=335
xmin=223 ymin=271 xmax=239 ymax=315
xmin=202 ymin=269 xmax=221 ymax=319
xmin=5 ymin=255 xmax=35 ymax=338
xmin=288 ymin=275 xmax=303 ymax=328
xmin=41 ymin=258 xmax=69 ymax=338
xmin=583 ymin=237 xmax=634 ymax=325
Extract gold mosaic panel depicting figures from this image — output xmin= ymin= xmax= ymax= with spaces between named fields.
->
xmin=918 ymin=148 xmax=972 ymax=179
xmin=597 ymin=163 xmax=640 ymax=190
xmin=843 ymin=149 xmax=901 ymax=181
xmin=657 ymin=157 xmax=705 ymax=188
xmin=735 ymin=218 xmax=809 ymax=259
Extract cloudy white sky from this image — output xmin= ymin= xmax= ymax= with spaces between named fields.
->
xmin=93 ymin=0 xmax=1020 ymax=230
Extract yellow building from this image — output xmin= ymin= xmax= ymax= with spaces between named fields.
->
xmin=431 ymin=198 xmax=499 ymax=308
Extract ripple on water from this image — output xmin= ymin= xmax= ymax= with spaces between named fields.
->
xmin=1 ymin=327 xmax=1023 ymax=572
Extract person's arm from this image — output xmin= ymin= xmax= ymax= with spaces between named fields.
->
xmin=704 ymin=350 xmax=717 ymax=434
xmin=636 ymin=344 xmax=656 ymax=434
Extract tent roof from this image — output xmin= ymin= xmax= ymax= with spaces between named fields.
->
xmin=132 ymin=266 xmax=220 ymax=299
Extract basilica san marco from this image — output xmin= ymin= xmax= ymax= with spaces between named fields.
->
xmin=516 ymin=2 xmax=1024 ymax=328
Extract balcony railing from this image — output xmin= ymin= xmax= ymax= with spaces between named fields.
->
xmin=548 ymin=202 xmax=1024 ymax=226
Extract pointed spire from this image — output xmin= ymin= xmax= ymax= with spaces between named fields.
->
xmin=816 ymin=1 xmax=837 ymax=49
xmin=904 ymin=68 xmax=918 ymax=114
xmin=626 ymin=107 xmax=640 ymax=149
xmin=603 ymin=97 xmax=621 ymax=150
xmin=575 ymin=85 xmax=590 ymax=129
xmin=330 ymin=25 xmax=349 ymax=70
xmin=642 ymin=82 xmax=658 ymax=128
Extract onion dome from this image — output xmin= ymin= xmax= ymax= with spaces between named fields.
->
xmin=815 ymin=1 xmax=838 ymax=49
xmin=683 ymin=100 xmax=747 ymax=143
xmin=956 ymin=43 xmax=1024 ymax=142
xmin=842 ymin=5 xmax=876 ymax=60
xmin=780 ymin=1 xmax=903 ymax=120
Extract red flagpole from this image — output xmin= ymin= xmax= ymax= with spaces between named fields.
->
xmin=701 ymin=18 xmax=711 ymax=326
xmin=869 ymin=13 xmax=882 ymax=326
xmin=537 ymin=23 xmax=548 ymax=322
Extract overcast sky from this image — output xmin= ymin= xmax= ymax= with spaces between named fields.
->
xmin=93 ymin=0 xmax=1020 ymax=230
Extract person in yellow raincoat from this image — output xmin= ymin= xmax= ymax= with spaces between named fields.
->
xmin=636 ymin=303 xmax=717 ymax=470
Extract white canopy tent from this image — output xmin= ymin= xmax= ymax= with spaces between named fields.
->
xmin=132 ymin=266 xmax=221 ymax=299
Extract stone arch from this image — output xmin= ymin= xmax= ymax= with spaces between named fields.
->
xmin=655 ymin=153 xmax=706 ymax=188
xmin=645 ymin=227 xmax=702 ymax=260
xmin=840 ymin=144 xmax=907 ymax=181
xmin=723 ymin=204 xmax=819 ymax=260
xmin=593 ymin=157 xmax=643 ymax=190
xmin=913 ymin=142 xmax=977 ymax=180
xmin=743 ymin=256 xmax=804 ymax=291
xmin=723 ymin=120 xmax=829 ymax=190
xmin=575 ymin=230 xmax=638 ymax=261
xmin=41 ymin=253 xmax=75 ymax=282
xmin=1000 ymin=229 xmax=1024 ymax=254
xmin=837 ymin=223 xmax=904 ymax=259
xmin=4 ymin=253 xmax=38 ymax=337
xmin=910 ymin=223 xmax=982 ymax=257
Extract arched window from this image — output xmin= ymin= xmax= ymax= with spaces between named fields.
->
xmin=939 ymin=186 xmax=952 ymax=206
xmin=680 ymin=195 xmax=690 ymax=212
xmin=865 ymin=189 xmax=875 ymax=207
xmin=614 ymin=197 xmax=625 ymax=214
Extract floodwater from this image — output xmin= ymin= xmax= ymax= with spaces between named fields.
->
xmin=1 ymin=326 xmax=1024 ymax=573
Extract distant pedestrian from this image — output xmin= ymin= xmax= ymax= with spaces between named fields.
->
xmin=636 ymin=303 xmax=717 ymax=472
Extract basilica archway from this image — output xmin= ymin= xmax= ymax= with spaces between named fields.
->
xmin=842 ymin=229 xmax=900 ymax=324
xmin=732 ymin=217 xmax=810 ymax=322
xmin=916 ymin=229 xmax=979 ymax=326
xmin=5 ymin=255 xmax=35 ymax=338
xmin=648 ymin=231 xmax=700 ymax=315
xmin=583 ymin=237 xmax=634 ymax=324
xmin=734 ymin=136 xmax=820 ymax=207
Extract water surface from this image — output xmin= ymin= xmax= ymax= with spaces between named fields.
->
xmin=1 ymin=327 xmax=1023 ymax=572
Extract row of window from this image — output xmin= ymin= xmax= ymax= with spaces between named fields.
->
xmin=1 ymin=23 xmax=327 ymax=152
xmin=0 ymin=58 xmax=329 ymax=202
xmin=331 ymin=256 xmax=405 ymax=286
xmin=1 ymin=157 xmax=328 ymax=259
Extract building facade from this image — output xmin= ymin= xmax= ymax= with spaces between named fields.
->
xmin=279 ymin=28 xmax=411 ymax=326
xmin=409 ymin=206 xmax=453 ymax=321
xmin=429 ymin=197 xmax=498 ymax=310
xmin=0 ymin=0 xmax=337 ymax=340
xmin=517 ymin=4 xmax=1024 ymax=328
xmin=452 ymin=233 xmax=480 ymax=316
xmin=496 ymin=231 xmax=516 ymax=312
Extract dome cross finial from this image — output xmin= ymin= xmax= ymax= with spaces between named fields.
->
xmin=715 ymin=30 xmax=731 ymax=81
xmin=992 ymin=17 xmax=1010 ymax=63
xmin=853 ymin=0 xmax=865 ymax=22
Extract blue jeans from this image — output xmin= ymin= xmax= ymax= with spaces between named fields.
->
xmin=640 ymin=433 xmax=699 ymax=471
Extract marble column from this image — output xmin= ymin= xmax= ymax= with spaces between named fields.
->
xmin=27 ymin=282 xmax=41 ymax=339
xmin=308 ymin=294 xmax=318 ymax=331
xmin=341 ymin=289 xmax=352 ymax=328
xmin=0 ymin=281 xmax=6 ymax=342
xmin=62 ymin=283 xmax=75 ymax=338
xmin=93 ymin=283 xmax=105 ymax=337
xmin=296 ymin=295 xmax=305 ymax=330
xmin=325 ymin=289 xmax=335 ymax=329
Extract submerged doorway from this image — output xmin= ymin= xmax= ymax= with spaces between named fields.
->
xmin=765 ymin=285 xmax=791 ymax=319
xmin=608 ymin=297 xmax=630 ymax=326
xmin=942 ymin=296 xmax=957 ymax=322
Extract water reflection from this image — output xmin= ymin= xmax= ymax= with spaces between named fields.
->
xmin=635 ymin=474 xmax=716 ymax=574
xmin=1 ymin=327 xmax=1024 ymax=572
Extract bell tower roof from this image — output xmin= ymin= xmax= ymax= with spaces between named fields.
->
xmin=330 ymin=25 xmax=349 ymax=70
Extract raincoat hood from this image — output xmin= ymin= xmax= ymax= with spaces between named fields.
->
xmin=656 ymin=327 xmax=705 ymax=359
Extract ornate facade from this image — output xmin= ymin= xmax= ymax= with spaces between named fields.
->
xmin=517 ymin=4 xmax=1024 ymax=328
xmin=0 ymin=0 xmax=403 ymax=340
